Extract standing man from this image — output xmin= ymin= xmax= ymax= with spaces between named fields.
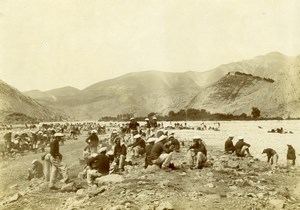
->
xmin=49 ymin=133 xmax=68 ymax=190
xmin=129 ymin=118 xmax=140 ymax=144
xmin=3 ymin=132 xmax=12 ymax=156
xmin=85 ymin=130 xmax=99 ymax=154
xmin=224 ymin=135 xmax=235 ymax=154
xmin=145 ymin=118 xmax=151 ymax=138
xmin=150 ymin=116 xmax=158 ymax=136
xmin=287 ymin=144 xmax=296 ymax=166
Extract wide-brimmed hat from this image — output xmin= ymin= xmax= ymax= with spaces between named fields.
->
xmin=152 ymin=116 xmax=157 ymax=120
xmin=130 ymin=117 xmax=134 ymax=121
xmin=112 ymin=130 xmax=117 ymax=134
xmin=133 ymin=134 xmax=141 ymax=139
xmin=31 ymin=159 xmax=38 ymax=164
xmin=99 ymin=147 xmax=107 ymax=153
xmin=238 ymin=136 xmax=244 ymax=140
xmin=106 ymin=150 xmax=114 ymax=156
xmin=228 ymin=134 xmax=234 ymax=138
xmin=146 ymin=137 xmax=157 ymax=143
xmin=155 ymin=135 xmax=167 ymax=143
xmin=192 ymin=136 xmax=202 ymax=140
xmin=91 ymin=153 xmax=98 ymax=157
xmin=54 ymin=133 xmax=64 ymax=137
xmin=145 ymin=118 xmax=149 ymax=121
xmin=91 ymin=130 xmax=97 ymax=134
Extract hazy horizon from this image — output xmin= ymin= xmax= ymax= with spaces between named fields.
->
xmin=1 ymin=0 xmax=300 ymax=91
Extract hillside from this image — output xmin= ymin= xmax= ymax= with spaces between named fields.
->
xmin=0 ymin=80 xmax=64 ymax=123
xmin=22 ymin=52 xmax=300 ymax=119
xmin=24 ymin=86 xmax=80 ymax=102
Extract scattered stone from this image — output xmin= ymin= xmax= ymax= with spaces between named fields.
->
xmin=141 ymin=204 xmax=154 ymax=210
xmin=9 ymin=184 xmax=19 ymax=189
xmin=61 ymin=182 xmax=77 ymax=192
xmin=269 ymin=199 xmax=285 ymax=209
xmin=158 ymin=180 xmax=170 ymax=188
xmin=110 ymin=204 xmax=125 ymax=210
xmin=227 ymin=161 xmax=239 ymax=169
xmin=87 ymin=186 xmax=106 ymax=197
xmin=229 ymin=186 xmax=238 ymax=190
xmin=205 ymin=183 xmax=215 ymax=188
xmin=96 ymin=174 xmax=124 ymax=184
xmin=76 ymin=189 xmax=85 ymax=195
xmin=7 ymin=193 xmax=22 ymax=203
xmin=156 ymin=201 xmax=173 ymax=210
xmin=145 ymin=165 xmax=160 ymax=173
xmin=206 ymin=172 xmax=214 ymax=177
xmin=246 ymin=193 xmax=256 ymax=198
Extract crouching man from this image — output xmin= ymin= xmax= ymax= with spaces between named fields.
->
xmin=262 ymin=148 xmax=278 ymax=165
xmin=187 ymin=136 xmax=207 ymax=169
xmin=28 ymin=159 xmax=44 ymax=180
xmin=86 ymin=147 xmax=110 ymax=186
xmin=149 ymin=135 xmax=173 ymax=170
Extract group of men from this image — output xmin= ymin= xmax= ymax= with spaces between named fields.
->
xmin=224 ymin=135 xmax=297 ymax=166
xmin=28 ymin=132 xmax=69 ymax=190
xmin=25 ymin=118 xmax=297 ymax=189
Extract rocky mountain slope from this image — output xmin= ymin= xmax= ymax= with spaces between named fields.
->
xmin=0 ymin=80 xmax=63 ymax=123
xmin=23 ymin=52 xmax=300 ymax=119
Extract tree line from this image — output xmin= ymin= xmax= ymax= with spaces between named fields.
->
xmin=100 ymin=107 xmax=285 ymax=121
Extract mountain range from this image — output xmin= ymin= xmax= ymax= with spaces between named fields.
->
xmin=2 ymin=52 xmax=299 ymax=121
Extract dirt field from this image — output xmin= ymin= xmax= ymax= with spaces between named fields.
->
xmin=0 ymin=121 xmax=299 ymax=210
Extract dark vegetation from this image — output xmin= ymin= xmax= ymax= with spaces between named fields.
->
xmin=228 ymin=71 xmax=275 ymax=83
xmin=100 ymin=107 xmax=285 ymax=121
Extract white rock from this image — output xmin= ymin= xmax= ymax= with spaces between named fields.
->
xmin=8 ymin=193 xmax=22 ymax=203
xmin=156 ymin=201 xmax=173 ymax=210
xmin=269 ymin=199 xmax=285 ymax=209
xmin=96 ymin=174 xmax=124 ymax=184
xmin=205 ymin=183 xmax=215 ymax=188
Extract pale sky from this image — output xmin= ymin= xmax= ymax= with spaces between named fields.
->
xmin=1 ymin=0 xmax=300 ymax=91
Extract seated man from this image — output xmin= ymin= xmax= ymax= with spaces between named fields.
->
xmin=262 ymin=148 xmax=278 ymax=165
xmin=167 ymin=135 xmax=180 ymax=152
xmin=86 ymin=147 xmax=110 ymax=186
xmin=128 ymin=134 xmax=146 ymax=158
xmin=224 ymin=135 xmax=235 ymax=154
xmin=149 ymin=135 xmax=173 ymax=170
xmin=113 ymin=137 xmax=127 ymax=171
xmin=186 ymin=136 xmax=207 ymax=169
xmin=234 ymin=137 xmax=252 ymax=157
xmin=27 ymin=159 xmax=44 ymax=180
xmin=144 ymin=137 xmax=157 ymax=168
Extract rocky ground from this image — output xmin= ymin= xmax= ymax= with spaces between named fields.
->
xmin=0 ymin=131 xmax=299 ymax=210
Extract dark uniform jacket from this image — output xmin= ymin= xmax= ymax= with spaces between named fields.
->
xmin=149 ymin=142 xmax=171 ymax=160
xmin=262 ymin=148 xmax=277 ymax=162
xmin=225 ymin=139 xmax=235 ymax=153
xmin=87 ymin=153 xmax=110 ymax=174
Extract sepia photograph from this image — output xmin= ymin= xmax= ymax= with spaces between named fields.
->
xmin=0 ymin=0 xmax=300 ymax=209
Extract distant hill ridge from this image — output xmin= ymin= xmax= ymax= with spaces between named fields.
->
xmin=17 ymin=52 xmax=300 ymax=119
xmin=0 ymin=80 xmax=64 ymax=123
